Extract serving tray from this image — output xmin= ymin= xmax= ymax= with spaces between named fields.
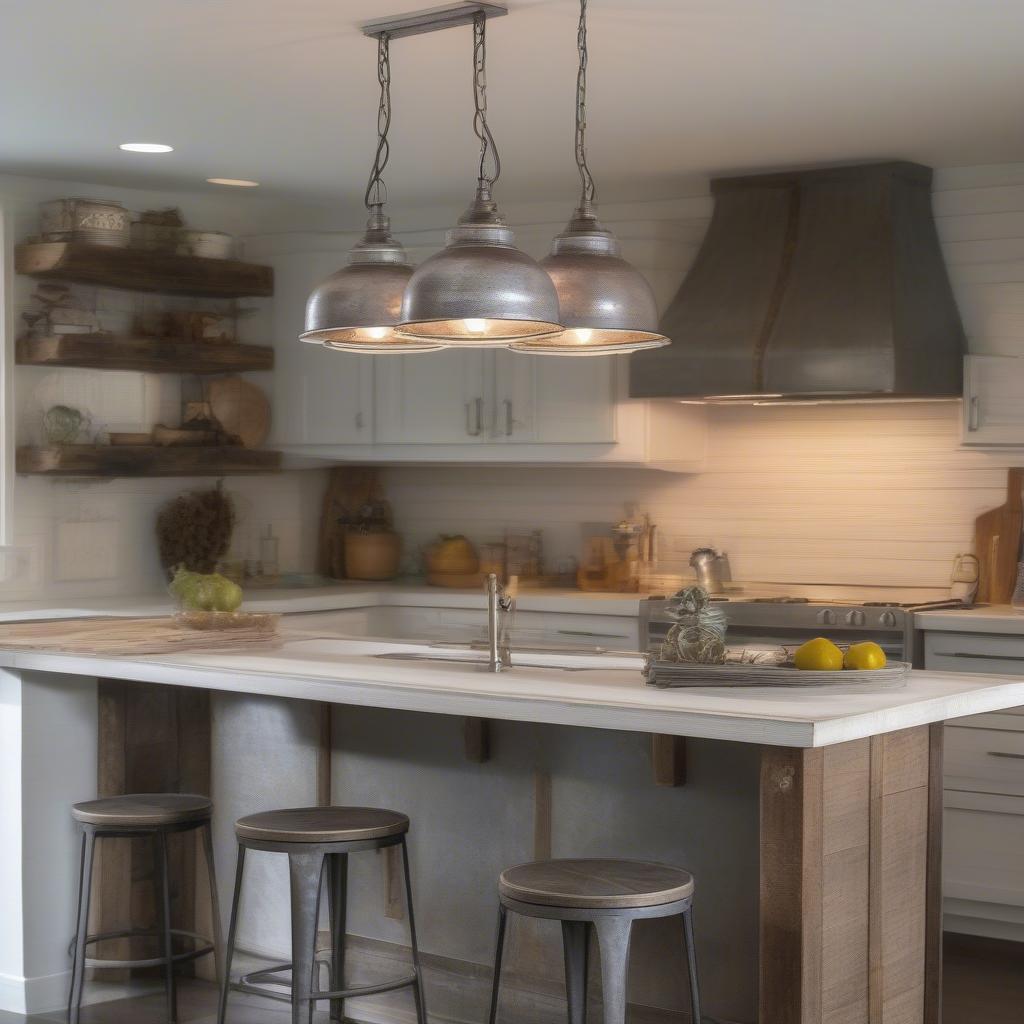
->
xmin=644 ymin=657 xmax=911 ymax=689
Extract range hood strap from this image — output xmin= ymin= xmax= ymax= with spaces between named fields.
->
xmin=753 ymin=185 xmax=800 ymax=391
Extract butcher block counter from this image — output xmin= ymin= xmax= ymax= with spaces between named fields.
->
xmin=3 ymin=607 xmax=1024 ymax=1023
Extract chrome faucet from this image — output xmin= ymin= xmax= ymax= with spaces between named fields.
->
xmin=485 ymin=573 xmax=514 ymax=672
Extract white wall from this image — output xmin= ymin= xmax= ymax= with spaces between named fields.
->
xmin=374 ymin=163 xmax=1024 ymax=598
xmin=0 ymin=173 xmax=329 ymax=600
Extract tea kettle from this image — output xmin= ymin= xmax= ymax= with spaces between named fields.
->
xmin=689 ymin=547 xmax=727 ymax=594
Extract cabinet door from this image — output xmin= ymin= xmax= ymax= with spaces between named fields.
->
xmin=492 ymin=351 xmax=537 ymax=442
xmin=963 ymin=355 xmax=1024 ymax=445
xmin=374 ymin=349 xmax=487 ymax=443
xmin=529 ymin=352 xmax=617 ymax=443
xmin=270 ymin=251 xmax=374 ymax=445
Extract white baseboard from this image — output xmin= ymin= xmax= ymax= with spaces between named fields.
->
xmin=0 ymin=966 xmax=161 ymax=1015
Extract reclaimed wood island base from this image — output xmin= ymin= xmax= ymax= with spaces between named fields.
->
xmin=2 ymin=629 xmax=1021 ymax=1023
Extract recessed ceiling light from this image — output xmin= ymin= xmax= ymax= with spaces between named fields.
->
xmin=206 ymin=178 xmax=260 ymax=188
xmin=119 ymin=142 xmax=173 ymax=153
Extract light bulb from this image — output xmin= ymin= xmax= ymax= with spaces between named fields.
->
xmin=366 ymin=326 xmax=389 ymax=339
xmin=573 ymin=328 xmax=593 ymax=343
xmin=463 ymin=318 xmax=487 ymax=333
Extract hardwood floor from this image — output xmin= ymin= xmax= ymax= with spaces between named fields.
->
xmin=2 ymin=932 xmax=1021 ymax=1024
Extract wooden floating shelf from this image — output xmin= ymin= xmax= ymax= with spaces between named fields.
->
xmin=17 ymin=445 xmax=282 ymax=478
xmin=16 ymin=334 xmax=274 ymax=374
xmin=15 ymin=241 xmax=274 ymax=298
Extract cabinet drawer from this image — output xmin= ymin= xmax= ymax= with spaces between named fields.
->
xmin=924 ymin=630 xmax=1024 ymax=678
xmin=946 ymin=725 xmax=1024 ymax=797
xmin=944 ymin=798 xmax=1024 ymax=908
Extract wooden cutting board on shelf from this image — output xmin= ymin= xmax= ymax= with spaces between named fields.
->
xmin=975 ymin=467 xmax=1024 ymax=604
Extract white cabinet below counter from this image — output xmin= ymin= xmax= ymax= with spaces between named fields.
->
xmin=923 ymin=626 xmax=1024 ymax=940
xmin=266 ymin=248 xmax=705 ymax=471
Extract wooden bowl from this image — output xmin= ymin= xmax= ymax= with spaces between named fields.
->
xmin=345 ymin=532 xmax=401 ymax=581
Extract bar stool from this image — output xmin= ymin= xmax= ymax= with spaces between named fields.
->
xmin=488 ymin=858 xmax=701 ymax=1024
xmin=218 ymin=806 xmax=428 ymax=1024
xmin=69 ymin=793 xmax=221 ymax=1024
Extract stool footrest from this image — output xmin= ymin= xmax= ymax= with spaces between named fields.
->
xmin=234 ymin=962 xmax=419 ymax=1004
xmin=78 ymin=928 xmax=215 ymax=970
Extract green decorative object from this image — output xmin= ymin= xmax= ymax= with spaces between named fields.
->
xmin=659 ymin=585 xmax=727 ymax=665
xmin=42 ymin=404 xmax=89 ymax=445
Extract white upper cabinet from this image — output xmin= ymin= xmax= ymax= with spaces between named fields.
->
xmin=375 ymin=350 xmax=487 ymax=443
xmin=261 ymin=242 xmax=705 ymax=471
xmin=269 ymin=251 xmax=373 ymax=446
xmin=962 ymin=355 xmax=1024 ymax=445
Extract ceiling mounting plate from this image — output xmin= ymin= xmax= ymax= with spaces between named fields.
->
xmin=362 ymin=2 xmax=509 ymax=40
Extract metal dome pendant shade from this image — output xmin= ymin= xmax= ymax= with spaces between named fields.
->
xmin=512 ymin=0 xmax=669 ymax=356
xmin=397 ymin=12 xmax=561 ymax=346
xmin=301 ymin=34 xmax=443 ymax=354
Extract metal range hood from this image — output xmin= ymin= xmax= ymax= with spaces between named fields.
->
xmin=630 ymin=161 xmax=965 ymax=402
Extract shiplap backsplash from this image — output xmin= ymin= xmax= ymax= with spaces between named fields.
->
xmin=385 ymin=163 xmax=1024 ymax=595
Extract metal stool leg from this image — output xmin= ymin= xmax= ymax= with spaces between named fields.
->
xmin=327 ymin=853 xmax=349 ymax=1022
xmin=155 ymin=830 xmax=178 ymax=1024
xmin=400 ymin=837 xmax=428 ymax=1024
xmin=288 ymin=851 xmax=326 ymax=1024
xmin=217 ymin=844 xmax=246 ymax=1024
xmin=67 ymin=828 xmax=96 ymax=1024
xmin=682 ymin=906 xmax=702 ymax=1024
xmin=487 ymin=905 xmax=508 ymax=1024
xmin=593 ymin=916 xmax=632 ymax=1024
xmin=561 ymin=920 xmax=590 ymax=1024
xmin=201 ymin=822 xmax=224 ymax=990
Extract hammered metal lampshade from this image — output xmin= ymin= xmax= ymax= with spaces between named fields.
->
xmin=512 ymin=204 xmax=669 ymax=355
xmin=397 ymin=185 xmax=562 ymax=346
xmin=301 ymin=208 xmax=443 ymax=353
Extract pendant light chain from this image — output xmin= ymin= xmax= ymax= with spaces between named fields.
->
xmin=364 ymin=32 xmax=393 ymax=210
xmin=472 ymin=12 xmax=501 ymax=188
xmin=575 ymin=0 xmax=596 ymax=206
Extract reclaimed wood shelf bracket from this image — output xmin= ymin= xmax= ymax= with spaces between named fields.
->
xmin=651 ymin=734 xmax=686 ymax=786
xmin=464 ymin=717 xmax=491 ymax=763
xmin=17 ymin=334 xmax=274 ymax=374
xmin=17 ymin=445 xmax=282 ymax=478
xmin=15 ymin=241 xmax=274 ymax=298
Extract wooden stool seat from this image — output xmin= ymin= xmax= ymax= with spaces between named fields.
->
xmin=499 ymin=858 xmax=695 ymax=910
xmin=490 ymin=858 xmax=701 ymax=1024
xmin=72 ymin=792 xmax=212 ymax=828
xmin=234 ymin=805 xmax=409 ymax=844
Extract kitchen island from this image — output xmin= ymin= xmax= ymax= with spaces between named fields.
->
xmin=3 ymin=606 xmax=1024 ymax=1024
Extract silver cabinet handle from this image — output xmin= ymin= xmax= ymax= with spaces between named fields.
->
xmin=466 ymin=397 xmax=483 ymax=437
xmin=987 ymin=751 xmax=1024 ymax=760
xmin=355 ymin=411 xmax=365 ymax=430
xmin=504 ymin=399 xmax=514 ymax=436
xmin=936 ymin=651 xmax=1024 ymax=661
xmin=968 ymin=395 xmax=980 ymax=432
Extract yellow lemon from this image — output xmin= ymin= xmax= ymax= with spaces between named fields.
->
xmin=793 ymin=637 xmax=844 ymax=671
xmin=843 ymin=641 xmax=887 ymax=671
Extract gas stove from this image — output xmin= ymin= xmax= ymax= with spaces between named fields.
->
xmin=640 ymin=593 xmax=969 ymax=665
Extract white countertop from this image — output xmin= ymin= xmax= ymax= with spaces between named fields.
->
xmin=3 ymin=629 xmax=1024 ymax=748
xmin=914 ymin=604 xmax=1024 ymax=635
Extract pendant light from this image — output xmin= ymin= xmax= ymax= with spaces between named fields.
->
xmin=397 ymin=12 xmax=561 ymax=346
xmin=301 ymin=33 xmax=443 ymax=354
xmin=511 ymin=0 xmax=669 ymax=356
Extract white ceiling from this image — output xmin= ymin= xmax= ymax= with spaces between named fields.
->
xmin=3 ymin=0 xmax=1024 ymax=208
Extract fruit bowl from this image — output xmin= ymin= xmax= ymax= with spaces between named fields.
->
xmin=172 ymin=611 xmax=279 ymax=633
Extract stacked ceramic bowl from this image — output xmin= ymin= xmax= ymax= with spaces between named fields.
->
xmin=39 ymin=198 xmax=130 ymax=248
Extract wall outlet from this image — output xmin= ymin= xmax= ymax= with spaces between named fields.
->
xmin=53 ymin=520 xmax=118 ymax=582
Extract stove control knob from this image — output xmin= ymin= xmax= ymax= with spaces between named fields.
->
xmin=846 ymin=610 xmax=866 ymax=627
xmin=879 ymin=610 xmax=898 ymax=628
xmin=816 ymin=609 xmax=836 ymax=625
